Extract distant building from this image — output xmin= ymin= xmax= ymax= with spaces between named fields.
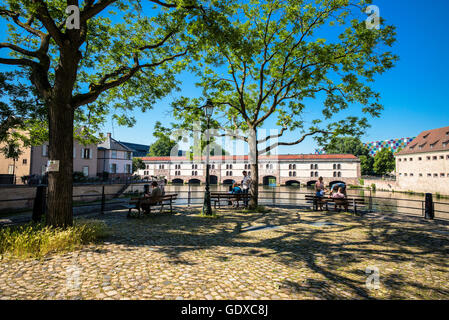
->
xmin=138 ymin=154 xmax=361 ymax=186
xmin=315 ymin=137 xmax=416 ymax=157
xmin=119 ymin=142 xmax=150 ymax=158
xmin=97 ymin=133 xmax=133 ymax=178
xmin=0 ymin=138 xmax=98 ymax=184
xmin=395 ymin=126 xmax=449 ymax=195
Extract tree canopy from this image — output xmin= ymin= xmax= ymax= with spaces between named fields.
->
xmin=0 ymin=0 xmax=235 ymax=227
xmin=373 ymin=148 xmax=395 ymax=175
xmin=171 ymin=0 xmax=398 ymax=207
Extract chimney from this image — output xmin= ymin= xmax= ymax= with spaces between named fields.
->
xmin=107 ymin=133 xmax=111 ymax=139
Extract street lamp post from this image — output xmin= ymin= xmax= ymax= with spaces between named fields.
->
xmin=202 ymin=99 xmax=214 ymax=216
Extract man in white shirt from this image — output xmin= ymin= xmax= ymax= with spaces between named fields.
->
xmin=241 ymin=170 xmax=251 ymax=207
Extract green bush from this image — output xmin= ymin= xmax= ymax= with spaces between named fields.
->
xmin=0 ymin=220 xmax=109 ymax=260
xmin=371 ymin=183 xmax=376 ymax=191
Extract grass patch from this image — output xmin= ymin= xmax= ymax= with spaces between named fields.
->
xmin=0 ymin=219 xmax=109 ymax=260
xmin=198 ymin=212 xmax=222 ymax=219
xmin=239 ymin=206 xmax=272 ymax=214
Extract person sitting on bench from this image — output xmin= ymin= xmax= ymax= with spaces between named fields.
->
xmin=141 ymin=181 xmax=162 ymax=213
xmin=331 ymin=187 xmax=348 ymax=211
xmin=230 ymin=183 xmax=242 ymax=208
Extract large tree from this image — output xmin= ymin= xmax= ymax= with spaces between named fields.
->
xmin=0 ymin=0 xmax=232 ymax=227
xmin=324 ymin=136 xmax=374 ymax=175
xmin=172 ymin=0 xmax=398 ymax=208
xmin=373 ymin=147 xmax=395 ymax=176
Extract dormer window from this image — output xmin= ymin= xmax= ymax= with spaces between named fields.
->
xmin=423 ymin=133 xmax=430 ymax=139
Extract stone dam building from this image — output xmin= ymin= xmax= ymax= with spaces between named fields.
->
xmin=138 ymin=154 xmax=361 ymax=186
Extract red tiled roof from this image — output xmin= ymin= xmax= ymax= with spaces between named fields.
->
xmin=141 ymin=154 xmax=358 ymax=161
xmin=396 ymin=126 xmax=449 ymax=155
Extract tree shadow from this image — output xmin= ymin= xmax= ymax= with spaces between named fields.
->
xmin=85 ymin=207 xmax=449 ymax=299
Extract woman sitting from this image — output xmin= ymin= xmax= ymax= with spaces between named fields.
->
xmin=331 ymin=187 xmax=348 ymax=211
xmin=230 ymin=183 xmax=242 ymax=207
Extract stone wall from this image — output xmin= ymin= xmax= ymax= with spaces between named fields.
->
xmin=0 ymin=184 xmax=125 ymax=212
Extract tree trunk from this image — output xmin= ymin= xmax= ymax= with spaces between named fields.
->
xmin=45 ymin=44 xmax=81 ymax=228
xmin=248 ymin=127 xmax=258 ymax=209
xmin=46 ymin=98 xmax=74 ymax=228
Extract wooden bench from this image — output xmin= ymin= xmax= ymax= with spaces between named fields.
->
xmin=305 ymin=194 xmax=365 ymax=214
xmin=211 ymin=192 xmax=251 ymax=209
xmin=124 ymin=194 xmax=178 ymax=218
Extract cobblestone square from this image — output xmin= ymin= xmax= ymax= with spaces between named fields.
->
xmin=1 ymin=207 xmax=448 ymax=300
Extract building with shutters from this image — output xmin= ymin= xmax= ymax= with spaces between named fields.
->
xmin=0 ymin=138 xmax=98 ymax=184
xmin=97 ymin=133 xmax=133 ymax=178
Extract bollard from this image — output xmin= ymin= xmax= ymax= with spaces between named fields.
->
xmin=188 ymin=183 xmax=191 ymax=207
xmin=32 ymin=185 xmax=46 ymax=223
xmin=424 ymin=193 xmax=434 ymax=220
xmin=101 ymin=185 xmax=105 ymax=215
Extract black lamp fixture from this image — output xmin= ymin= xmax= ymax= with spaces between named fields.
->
xmin=202 ymin=98 xmax=214 ymax=216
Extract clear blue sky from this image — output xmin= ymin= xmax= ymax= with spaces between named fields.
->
xmin=1 ymin=0 xmax=449 ymax=154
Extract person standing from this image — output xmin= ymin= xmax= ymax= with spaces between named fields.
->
xmin=314 ymin=176 xmax=327 ymax=211
xmin=241 ymin=170 xmax=251 ymax=207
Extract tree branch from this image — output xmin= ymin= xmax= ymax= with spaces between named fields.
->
xmin=259 ymin=130 xmax=331 ymax=155
xmin=72 ymin=50 xmax=187 ymax=108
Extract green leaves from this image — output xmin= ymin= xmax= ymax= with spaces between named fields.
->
xmin=172 ymin=0 xmax=397 ymax=153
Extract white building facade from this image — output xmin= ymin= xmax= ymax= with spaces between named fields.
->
xmin=137 ymin=154 xmax=360 ymax=186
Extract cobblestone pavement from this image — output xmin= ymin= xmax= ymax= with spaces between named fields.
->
xmin=1 ymin=207 xmax=449 ymax=300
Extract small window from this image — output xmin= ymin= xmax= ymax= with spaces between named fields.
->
xmin=433 ymin=156 xmax=437 ymax=160
xmin=427 ymin=173 xmax=432 ymax=177
xmin=427 ymin=156 xmax=431 ymax=160
xmin=434 ymin=173 xmax=438 ymax=177
xmin=440 ymin=156 xmax=444 ymax=160
xmin=440 ymin=173 xmax=445 ymax=177
xmin=399 ymin=173 xmax=402 ymax=176
xmin=404 ymin=158 xmax=407 ymax=162
xmin=22 ymin=159 xmax=27 ymax=165
xmin=111 ymin=150 xmax=117 ymax=159
xmin=404 ymin=173 xmax=408 ymax=177
xmin=419 ymin=173 xmax=423 ymax=177
xmin=399 ymin=159 xmax=402 ymax=162
xmin=418 ymin=157 xmax=422 ymax=161
xmin=409 ymin=158 xmax=413 ymax=161
xmin=410 ymin=173 xmax=414 ymax=177
xmin=82 ymin=166 xmax=89 ymax=177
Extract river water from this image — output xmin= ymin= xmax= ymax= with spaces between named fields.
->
xmin=126 ymin=184 xmax=449 ymax=220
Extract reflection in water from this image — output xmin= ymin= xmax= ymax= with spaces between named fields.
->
xmin=125 ymin=184 xmax=449 ymax=219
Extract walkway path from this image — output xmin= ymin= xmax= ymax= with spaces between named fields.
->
xmin=1 ymin=207 xmax=448 ymax=300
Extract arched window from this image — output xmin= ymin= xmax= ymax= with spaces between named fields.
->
xmin=311 ymin=171 xmax=314 ymax=177
xmin=315 ymin=164 xmax=318 ymax=170
xmin=310 ymin=164 xmax=314 ymax=170
xmin=315 ymin=171 xmax=319 ymax=177
xmin=289 ymin=171 xmax=292 ymax=177
xmin=333 ymin=172 xmax=337 ymax=177
xmin=293 ymin=172 xmax=296 ymax=177
xmin=230 ymin=171 xmax=233 ymax=176
xmin=289 ymin=164 xmax=292 ymax=170
xmin=333 ymin=164 xmax=337 ymax=170
xmin=293 ymin=164 xmax=296 ymax=170
xmin=338 ymin=172 xmax=341 ymax=177
xmin=337 ymin=164 xmax=341 ymax=170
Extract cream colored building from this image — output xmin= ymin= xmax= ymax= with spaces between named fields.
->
xmin=395 ymin=126 xmax=449 ymax=195
xmin=138 ymin=154 xmax=361 ymax=186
